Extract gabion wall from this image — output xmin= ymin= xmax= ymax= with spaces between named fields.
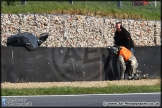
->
xmin=1 ymin=13 xmax=161 ymax=47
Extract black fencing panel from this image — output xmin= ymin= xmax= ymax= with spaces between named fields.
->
xmin=51 ymin=47 xmax=105 ymax=81
xmin=1 ymin=47 xmax=57 ymax=82
xmin=1 ymin=46 xmax=161 ymax=83
xmin=1 ymin=47 xmax=109 ymax=82
xmin=134 ymin=46 xmax=161 ymax=79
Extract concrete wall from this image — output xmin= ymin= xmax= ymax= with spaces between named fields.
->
xmin=1 ymin=14 xmax=161 ymax=47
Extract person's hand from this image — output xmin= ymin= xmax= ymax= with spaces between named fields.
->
xmin=113 ymin=44 xmax=117 ymax=47
xmin=107 ymin=46 xmax=111 ymax=49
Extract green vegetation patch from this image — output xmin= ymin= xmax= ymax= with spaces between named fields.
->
xmin=1 ymin=83 xmax=160 ymax=96
xmin=1 ymin=1 xmax=161 ymax=20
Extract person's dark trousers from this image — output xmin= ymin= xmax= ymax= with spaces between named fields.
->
xmin=21 ymin=0 xmax=26 ymax=5
xmin=69 ymin=0 xmax=73 ymax=4
xmin=130 ymin=47 xmax=135 ymax=55
xmin=117 ymin=0 xmax=122 ymax=9
xmin=7 ymin=0 xmax=15 ymax=6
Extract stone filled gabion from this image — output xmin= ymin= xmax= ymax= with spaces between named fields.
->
xmin=1 ymin=13 xmax=161 ymax=47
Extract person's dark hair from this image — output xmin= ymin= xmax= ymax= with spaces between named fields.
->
xmin=116 ymin=22 xmax=122 ymax=28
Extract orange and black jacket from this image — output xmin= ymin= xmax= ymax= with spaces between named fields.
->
xmin=114 ymin=27 xmax=134 ymax=50
xmin=118 ymin=46 xmax=132 ymax=61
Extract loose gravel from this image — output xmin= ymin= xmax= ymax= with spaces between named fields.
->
xmin=1 ymin=79 xmax=161 ymax=89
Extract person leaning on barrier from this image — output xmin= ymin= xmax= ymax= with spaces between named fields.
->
xmin=109 ymin=46 xmax=140 ymax=80
xmin=114 ymin=22 xmax=135 ymax=54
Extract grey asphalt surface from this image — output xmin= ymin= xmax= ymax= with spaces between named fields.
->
xmin=1 ymin=92 xmax=161 ymax=107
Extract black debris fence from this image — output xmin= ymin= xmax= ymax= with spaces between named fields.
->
xmin=1 ymin=46 xmax=161 ymax=83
